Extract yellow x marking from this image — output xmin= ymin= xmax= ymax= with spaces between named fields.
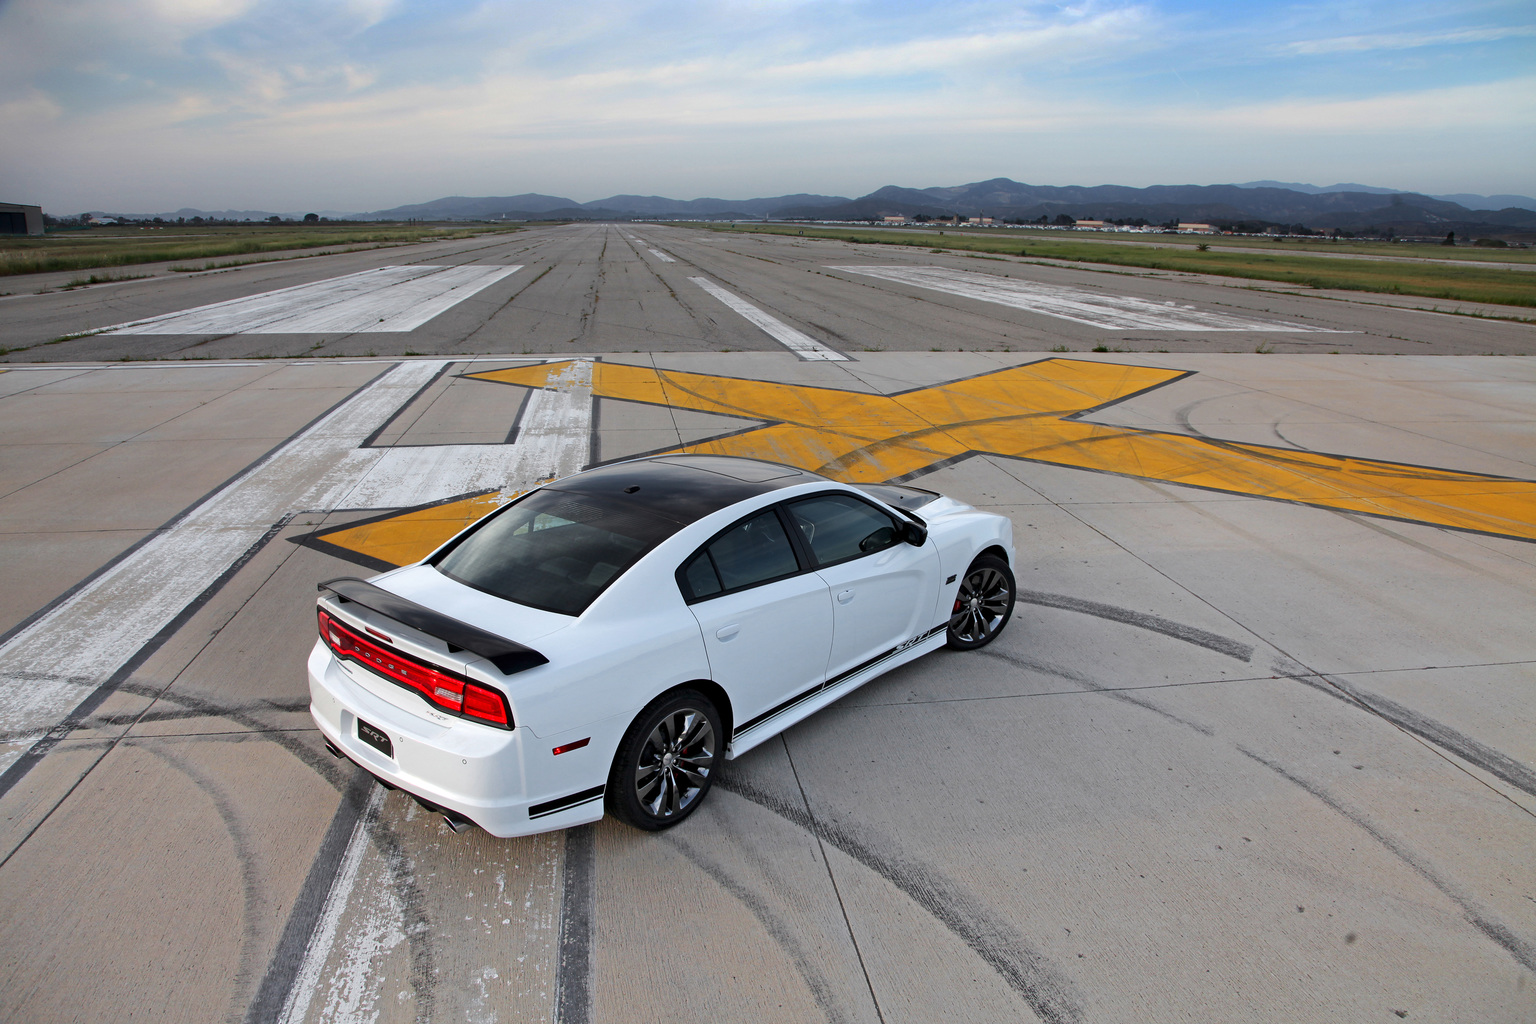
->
xmin=311 ymin=357 xmax=1536 ymax=568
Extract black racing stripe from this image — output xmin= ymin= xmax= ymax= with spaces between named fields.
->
xmin=734 ymin=681 xmax=826 ymax=737
xmin=530 ymin=784 xmax=605 ymax=819
xmin=825 ymin=624 xmax=948 ymax=689
xmin=732 ymin=624 xmax=948 ymax=738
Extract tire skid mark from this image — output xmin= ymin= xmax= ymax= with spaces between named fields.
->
xmin=978 ymin=648 xmax=1215 ymax=736
xmin=1236 ymin=745 xmax=1536 ymax=973
xmin=715 ymin=775 xmax=1083 ymax=1024
xmin=137 ymin=742 xmax=270 ymax=1024
xmin=666 ymin=831 xmax=851 ymax=1024
xmin=1273 ymin=658 xmax=1536 ymax=801
xmin=985 ymin=639 xmax=1536 ymax=974
xmin=1016 ymin=589 xmax=1255 ymax=663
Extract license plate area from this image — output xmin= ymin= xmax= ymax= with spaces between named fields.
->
xmin=357 ymin=718 xmax=394 ymax=759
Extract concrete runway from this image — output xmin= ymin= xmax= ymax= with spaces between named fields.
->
xmin=1 ymin=222 xmax=1534 ymax=361
xmin=0 ymin=227 xmax=1534 ymax=1023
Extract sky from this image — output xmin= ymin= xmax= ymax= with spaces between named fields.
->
xmin=2 ymin=0 xmax=1533 ymax=214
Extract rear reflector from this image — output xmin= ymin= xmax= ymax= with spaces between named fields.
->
xmin=552 ymin=738 xmax=591 ymax=756
xmin=318 ymin=609 xmax=514 ymax=730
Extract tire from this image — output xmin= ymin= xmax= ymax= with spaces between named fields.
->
xmin=606 ymin=689 xmax=723 ymax=831
xmin=946 ymin=554 xmax=1016 ymax=650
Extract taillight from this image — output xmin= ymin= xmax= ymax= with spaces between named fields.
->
xmin=318 ymin=609 xmax=514 ymax=729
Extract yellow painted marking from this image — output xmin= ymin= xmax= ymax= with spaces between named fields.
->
xmin=315 ymin=491 xmax=507 ymax=568
xmin=471 ymin=358 xmax=1536 ymax=542
xmin=320 ymin=357 xmax=1536 ymax=570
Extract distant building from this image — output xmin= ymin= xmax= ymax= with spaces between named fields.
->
xmin=966 ymin=216 xmax=994 ymax=225
xmin=1073 ymin=219 xmax=1105 ymax=228
xmin=0 ymin=202 xmax=44 ymax=236
xmin=1177 ymin=222 xmax=1215 ymax=233
xmin=883 ymin=215 xmax=907 ymax=224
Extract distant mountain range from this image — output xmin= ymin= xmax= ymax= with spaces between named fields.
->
xmin=91 ymin=179 xmax=1536 ymax=236
xmin=357 ymin=180 xmax=1536 ymax=235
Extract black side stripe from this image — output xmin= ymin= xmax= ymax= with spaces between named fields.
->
xmin=530 ymin=784 xmax=606 ymax=819
xmin=732 ymin=624 xmax=947 ymax=738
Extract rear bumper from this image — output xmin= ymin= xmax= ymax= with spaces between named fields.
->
xmin=307 ymin=641 xmax=606 ymax=837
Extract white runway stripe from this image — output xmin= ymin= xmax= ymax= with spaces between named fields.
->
xmin=0 ymin=359 xmax=447 ymax=761
xmin=829 ymin=265 xmax=1342 ymax=332
xmin=0 ymin=358 xmax=594 ymax=771
xmin=648 ymin=249 xmax=676 ymax=263
xmin=689 ymin=277 xmax=848 ymax=361
xmin=105 ymin=265 xmax=520 ymax=335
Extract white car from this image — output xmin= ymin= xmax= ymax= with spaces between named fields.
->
xmin=309 ymin=455 xmax=1016 ymax=836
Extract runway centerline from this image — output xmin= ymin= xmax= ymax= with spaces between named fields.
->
xmin=689 ymin=276 xmax=848 ymax=361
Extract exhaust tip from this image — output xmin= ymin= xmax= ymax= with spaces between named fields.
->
xmin=441 ymin=812 xmax=475 ymax=834
xmin=324 ymin=738 xmax=345 ymax=759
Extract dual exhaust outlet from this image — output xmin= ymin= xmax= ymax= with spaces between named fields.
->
xmin=325 ymin=737 xmax=477 ymax=834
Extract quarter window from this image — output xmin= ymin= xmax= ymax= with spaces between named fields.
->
xmin=787 ymin=494 xmax=900 ymax=566
xmin=679 ymin=509 xmax=800 ymax=600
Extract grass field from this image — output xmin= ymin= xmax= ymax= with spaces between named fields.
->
xmin=702 ymin=224 xmax=1536 ymax=309
xmin=0 ymin=223 xmax=520 ymax=277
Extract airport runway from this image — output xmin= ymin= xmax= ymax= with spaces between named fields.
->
xmin=0 ymin=227 xmax=1534 ymax=1023
xmin=1 ymin=222 xmax=1534 ymax=361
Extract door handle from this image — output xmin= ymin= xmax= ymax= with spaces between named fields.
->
xmin=716 ymin=624 xmax=741 ymax=641
xmin=836 ymin=589 xmax=855 ymax=604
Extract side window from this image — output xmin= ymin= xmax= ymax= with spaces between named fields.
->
xmin=679 ymin=509 xmax=800 ymax=600
xmin=787 ymin=494 xmax=899 ymax=566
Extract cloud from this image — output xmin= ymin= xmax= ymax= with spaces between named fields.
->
xmin=1283 ymin=24 xmax=1536 ymax=56
xmin=3 ymin=1 xmax=1534 ymax=209
xmin=1157 ymin=75 xmax=1536 ymax=133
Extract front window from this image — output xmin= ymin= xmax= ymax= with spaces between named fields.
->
xmin=434 ymin=489 xmax=680 ymax=615
xmin=786 ymin=494 xmax=900 ymax=566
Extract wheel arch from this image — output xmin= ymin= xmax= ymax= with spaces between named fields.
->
xmin=678 ymin=678 xmax=733 ymax=740
xmin=977 ymin=543 xmax=1010 ymax=566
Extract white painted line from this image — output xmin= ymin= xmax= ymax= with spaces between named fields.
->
xmin=829 ymin=265 xmax=1345 ymax=332
xmin=0 ymin=360 xmax=450 ymax=764
xmin=18 ymin=357 xmax=548 ymax=371
xmin=689 ymin=277 xmax=848 ymax=361
xmin=335 ymin=359 xmax=595 ymax=508
xmin=274 ymin=364 xmax=592 ymax=1022
xmin=648 ymin=249 xmax=676 ymax=263
xmin=0 ymin=358 xmax=596 ymax=764
xmin=103 ymin=265 xmax=521 ymax=335
xmin=277 ymin=786 xmax=385 ymax=1024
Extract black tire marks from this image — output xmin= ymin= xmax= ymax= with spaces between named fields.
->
xmin=993 ymin=591 xmax=1536 ymax=975
xmin=1017 ymin=589 xmax=1255 ymax=663
xmin=714 ymin=774 xmax=1085 ymax=1024
xmin=666 ymin=830 xmax=854 ymax=1024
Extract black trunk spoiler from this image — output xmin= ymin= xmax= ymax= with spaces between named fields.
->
xmin=318 ymin=577 xmax=549 ymax=676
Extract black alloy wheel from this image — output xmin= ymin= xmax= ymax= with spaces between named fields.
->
xmin=607 ymin=689 xmax=722 ymax=831
xmin=946 ymin=554 xmax=1016 ymax=650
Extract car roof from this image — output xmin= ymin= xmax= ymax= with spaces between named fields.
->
xmin=544 ymin=455 xmax=826 ymax=526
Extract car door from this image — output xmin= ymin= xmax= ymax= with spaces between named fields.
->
xmin=784 ymin=493 xmax=940 ymax=682
xmin=681 ymin=507 xmax=834 ymax=730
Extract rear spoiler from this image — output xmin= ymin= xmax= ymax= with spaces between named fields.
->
xmin=318 ymin=577 xmax=549 ymax=676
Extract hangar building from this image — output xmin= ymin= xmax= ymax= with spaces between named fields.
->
xmin=1 ymin=203 xmax=45 ymax=236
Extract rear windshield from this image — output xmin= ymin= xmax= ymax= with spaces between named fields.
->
xmin=433 ymin=489 xmax=681 ymax=616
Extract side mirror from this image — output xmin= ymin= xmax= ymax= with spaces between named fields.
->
xmin=902 ymin=521 xmax=927 ymax=546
